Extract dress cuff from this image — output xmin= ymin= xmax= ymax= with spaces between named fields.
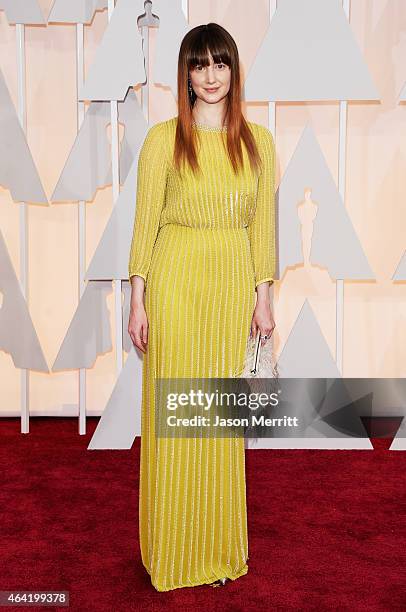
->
xmin=255 ymin=277 xmax=274 ymax=288
xmin=129 ymin=272 xmax=147 ymax=283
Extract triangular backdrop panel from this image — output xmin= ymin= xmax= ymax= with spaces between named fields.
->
xmin=79 ymin=0 xmax=146 ymax=101
xmin=248 ymin=300 xmax=372 ymax=449
xmin=244 ymin=0 xmax=380 ymax=101
xmin=393 ymin=250 xmax=406 ymax=280
xmin=0 ymin=0 xmax=46 ymax=24
xmin=347 ymin=379 xmax=406 ymax=420
xmin=52 ymin=281 xmax=112 ymax=371
xmin=0 ymin=230 xmax=48 ymax=371
xmin=0 ymin=69 xmax=48 ymax=204
xmin=85 ymin=154 xmax=141 ymax=280
xmin=86 ymin=283 xmax=141 ymax=449
xmin=87 ymin=346 xmax=143 ymax=449
xmin=48 ymin=0 xmax=107 ymax=24
xmin=152 ymin=0 xmax=190 ymax=97
xmin=277 ymin=300 xmax=341 ymax=379
xmin=389 ymin=418 xmax=406 ymax=451
xmin=105 ymin=91 xmax=148 ymax=186
xmin=52 ymin=102 xmax=110 ymax=202
xmin=278 ymin=125 xmax=374 ymax=281
xmin=51 ymin=89 xmax=147 ymax=203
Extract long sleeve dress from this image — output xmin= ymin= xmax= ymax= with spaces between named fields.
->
xmin=128 ymin=116 xmax=276 ymax=592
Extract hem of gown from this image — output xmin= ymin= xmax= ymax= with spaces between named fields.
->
xmin=145 ymin=562 xmax=249 ymax=592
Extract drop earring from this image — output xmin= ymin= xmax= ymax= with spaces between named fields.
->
xmin=188 ymin=77 xmax=194 ymax=102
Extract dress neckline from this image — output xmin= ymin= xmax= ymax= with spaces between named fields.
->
xmin=192 ymin=120 xmax=227 ymax=133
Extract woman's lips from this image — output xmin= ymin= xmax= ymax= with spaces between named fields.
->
xmin=205 ymin=88 xmax=219 ymax=92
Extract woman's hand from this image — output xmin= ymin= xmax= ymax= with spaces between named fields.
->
xmin=128 ymin=275 xmax=148 ymax=353
xmin=251 ymin=282 xmax=275 ymax=345
xmin=128 ymin=302 xmax=148 ymax=353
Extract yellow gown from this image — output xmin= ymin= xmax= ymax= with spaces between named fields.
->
xmin=128 ymin=116 xmax=276 ymax=591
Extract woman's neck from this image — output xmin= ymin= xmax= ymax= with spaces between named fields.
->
xmin=192 ymin=101 xmax=227 ymax=129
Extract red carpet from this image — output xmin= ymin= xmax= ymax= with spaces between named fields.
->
xmin=0 ymin=418 xmax=405 ymax=611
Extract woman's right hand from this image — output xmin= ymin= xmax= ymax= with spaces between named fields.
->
xmin=128 ymin=302 xmax=149 ymax=353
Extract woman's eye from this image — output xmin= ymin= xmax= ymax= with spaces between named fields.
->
xmin=216 ymin=63 xmax=225 ymax=69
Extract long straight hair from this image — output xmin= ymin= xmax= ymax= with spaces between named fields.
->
xmin=174 ymin=23 xmax=262 ymax=175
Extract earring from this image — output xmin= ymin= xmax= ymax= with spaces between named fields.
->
xmin=188 ymin=77 xmax=194 ymax=101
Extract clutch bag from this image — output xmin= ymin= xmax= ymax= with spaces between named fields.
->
xmin=235 ymin=332 xmax=280 ymax=439
xmin=237 ymin=331 xmax=279 ymax=381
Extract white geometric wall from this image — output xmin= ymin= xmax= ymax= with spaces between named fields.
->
xmin=0 ymin=0 xmax=405 ymax=450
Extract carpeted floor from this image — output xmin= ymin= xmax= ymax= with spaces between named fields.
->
xmin=0 ymin=418 xmax=405 ymax=611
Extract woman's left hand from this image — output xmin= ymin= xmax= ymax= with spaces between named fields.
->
xmin=250 ymin=300 xmax=276 ymax=345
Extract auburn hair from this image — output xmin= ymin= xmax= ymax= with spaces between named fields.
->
xmin=174 ymin=23 xmax=262 ymax=175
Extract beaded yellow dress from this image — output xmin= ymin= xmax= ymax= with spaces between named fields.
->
xmin=128 ymin=116 xmax=275 ymax=592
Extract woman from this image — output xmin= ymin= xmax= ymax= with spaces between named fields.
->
xmin=128 ymin=23 xmax=276 ymax=592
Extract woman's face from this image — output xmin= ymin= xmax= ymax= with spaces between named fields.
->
xmin=189 ymin=53 xmax=231 ymax=105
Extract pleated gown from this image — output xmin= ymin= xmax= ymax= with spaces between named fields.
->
xmin=128 ymin=116 xmax=276 ymax=591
